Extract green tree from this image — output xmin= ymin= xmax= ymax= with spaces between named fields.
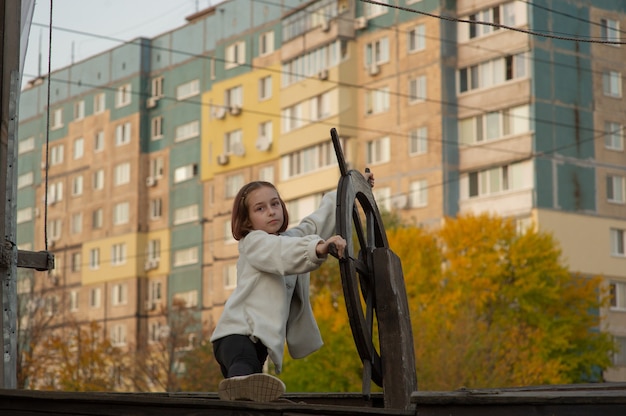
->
xmin=178 ymin=328 xmax=222 ymax=392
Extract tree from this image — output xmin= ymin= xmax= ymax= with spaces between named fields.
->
xmin=46 ymin=319 xmax=123 ymax=391
xmin=390 ymin=213 xmax=615 ymax=390
xmin=178 ymin=337 xmax=222 ymax=392
xmin=131 ymin=298 xmax=206 ymax=392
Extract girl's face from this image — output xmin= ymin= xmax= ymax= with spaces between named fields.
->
xmin=246 ymin=186 xmax=285 ymax=235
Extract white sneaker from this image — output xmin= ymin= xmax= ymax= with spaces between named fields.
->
xmin=218 ymin=373 xmax=286 ymax=402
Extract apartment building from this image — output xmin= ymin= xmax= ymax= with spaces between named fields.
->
xmin=16 ymin=0 xmax=626 ymax=388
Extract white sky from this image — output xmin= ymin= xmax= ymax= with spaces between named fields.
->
xmin=23 ymin=0 xmax=216 ymax=86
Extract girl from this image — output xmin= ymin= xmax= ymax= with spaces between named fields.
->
xmin=211 ymin=175 xmax=371 ymax=402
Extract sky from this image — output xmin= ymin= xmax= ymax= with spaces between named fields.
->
xmin=23 ymin=0 xmax=217 ymax=87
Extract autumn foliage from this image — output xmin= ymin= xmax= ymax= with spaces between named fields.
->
xmin=281 ymin=212 xmax=614 ymax=391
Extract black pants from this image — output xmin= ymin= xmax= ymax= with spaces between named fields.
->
xmin=213 ymin=334 xmax=269 ymax=378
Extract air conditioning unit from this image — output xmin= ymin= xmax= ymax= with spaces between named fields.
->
xmin=229 ymin=105 xmax=242 ymax=116
xmin=213 ymin=106 xmax=227 ymax=119
xmin=146 ymin=96 xmax=158 ymax=108
xmin=255 ymin=135 xmax=272 ymax=152
xmin=146 ymin=176 xmax=156 ymax=187
xmin=318 ymin=69 xmax=329 ymax=80
xmin=217 ymin=153 xmax=230 ymax=165
xmin=354 ymin=16 xmax=367 ymax=30
xmin=144 ymin=259 xmax=159 ymax=270
xmin=232 ymin=142 xmax=246 ymax=157
xmin=369 ymin=63 xmax=380 ymax=76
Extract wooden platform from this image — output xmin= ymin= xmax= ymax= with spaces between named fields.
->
xmin=1 ymin=383 xmax=626 ymax=416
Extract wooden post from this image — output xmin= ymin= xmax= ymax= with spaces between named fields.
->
xmin=0 ymin=0 xmax=22 ymax=389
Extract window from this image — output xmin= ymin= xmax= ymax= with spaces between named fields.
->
xmin=71 ymin=252 xmax=81 ymax=272
xmin=259 ymin=166 xmax=274 ymax=183
xmin=152 ymin=76 xmax=164 ymax=98
xmin=459 ymin=1 xmax=527 ymax=42
xmin=225 ymin=174 xmax=245 ymax=198
xmin=173 ymin=164 xmax=198 ymax=183
xmin=224 ymin=264 xmax=237 ymax=289
xmin=366 ymin=137 xmax=391 ymax=165
xmin=364 ymin=0 xmax=388 ymax=18
xmin=47 ymin=181 xmax=63 ymax=204
xmin=175 ymin=120 xmax=199 ymax=142
xmin=115 ymin=84 xmax=131 ymax=107
xmin=112 ymin=284 xmax=128 ymax=306
xmin=173 ymin=247 xmax=199 ymax=267
xmin=147 ymin=239 xmax=161 ymax=261
xmin=150 ymin=198 xmax=163 ymax=220
xmin=18 ymin=136 xmax=35 ymax=154
xmin=603 ymin=71 xmax=622 ymax=98
xmin=149 ymin=280 xmax=162 ymax=303
xmin=365 ymin=37 xmax=390 ymax=67
xmin=49 ymin=144 xmax=64 ymax=166
xmin=259 ymin=31 xmax=274 ymax=56
xmin=466 ymin=162 xmax=529 ymax=198
xmin=410 ymin=179 xmax=428 ymax=208
xmin=151 ymin=116 xmax=163 ymax=140
xmin=176 ymin=79 xmax=200 ymax=100
xmin=280 ymin=141 xmax=339 ymax=180
xmin=94 ymin=93 xmax=105 ymax=114
xmin=601 ymin=18 xmax=620 ymax=43
xmin=409 ymin=127 xmax=428 ymax=155
xmin=70 ymin=213 xmax=82 ymax=234
xmin=281 ymin=103 xmax=303 ymax=133
xmin=47 ymin=219 xmax=62 ymax=241
xmin=605 ymin=122 xmax=624 ymax=151
xmin=459 ymin=105 xmax=530 ymax=144
xmin=51 ymin=108 xmax=63 ymax=130
xmin=89 ymin=248 xmax=100 ymax=270
xmin=93 ymin=169 xmax=104 ymax=190
xmin=259 ymin=76 xmax=272 ymax=101
xmin=73 ymin=100 xmax=85 ymax=120
xmin=94 ymin=130 xmax=104 ymax=152
xmin=72 ymin=175 xmax=83 ymax=196
xmin=611 ymin=228 xmax=625 ymax=256
xmin=408 ymin=24 xmax=425 ymax=52
xmin=115 ymin=122 xmax=131 ymax=146
xmin=92 ymin=208 xmax=103 ymax=229
xmin=224 ymin=130 xmax=243 ymax=154
xmin=365 ymin=87 xmax=390 ymax=114
xmin=73 ymin=137 xmax=84 ymax=159
xmin=224 ymin=220 xmax=236 ymax=244
xmin=114 ymin=162 xmax=131 ymax=186
xmin=373 ymin=187 xmax=391 ymax=212
xmin=225 ymin=85 xmax=243 ymax=108
xmin=44 ymin=296 xmax=59 ymax=317
xmin=17 ymin=172 xmax=34 ymax=189
xmin=111 ymin=324 xmax=127 ymax=346
xmin=610 ymin=281 xmax=626 ymax=309
xmin=459 ymin=53 xmax=527 ymax=93
xmin=281 ymin=40 xmax=345 ymax=87
xmin=69 ymin=291 xmax=79 ymax=312
xmin=16 ymin=208 xmax=33 ymax=224
xmin=111 ymin=243 xmax=127 ymax=266
xmin=257 ymin=121 xmax=273 ymax=150
xmin=310 ymin=92 xmax=331 ymax=121
xmin=173 ymin=290 xmax=198 ymax=308
xmin=409 ymin=76 xmax=427 ymax=103
xmin=113 ymin=202 xmax=129 ymax=225
xmin=173 ymin=204 xmax=199 ymax=225
xmin=225 ymin=41 xmax=246 ymax=69
xmin=607 ymin=175 xmax=625 ymax=203
xmin=614 ymin=336 xmax=626 ymax=367
xmin=149 ymin=158 xmax=164 ymax=179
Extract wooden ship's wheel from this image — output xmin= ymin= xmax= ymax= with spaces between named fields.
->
xmin=330 ymin=128 xmax=417 ymax=410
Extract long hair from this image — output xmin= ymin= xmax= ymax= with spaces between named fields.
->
xmin=231 ymin=181 xmax=289 ymax=240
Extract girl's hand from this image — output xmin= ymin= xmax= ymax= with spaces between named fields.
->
xmin=317 ymin=235 xmax=347 ymax=259
xmin=364 ymin=168 xmax=375 ymax=188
